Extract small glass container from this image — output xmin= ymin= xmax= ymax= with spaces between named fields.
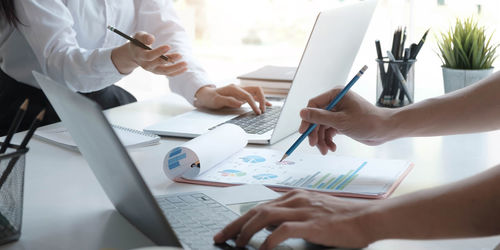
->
xmin=0 ymin=143 xmax=28 ymax=245
xmin=376 ymin=58 xmax=416 ymax=108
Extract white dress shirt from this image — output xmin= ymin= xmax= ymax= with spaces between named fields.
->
xmin=0 ymin=0 xmax=211 ymax=104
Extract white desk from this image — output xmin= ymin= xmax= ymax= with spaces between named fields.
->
xmin=2 ymin=93 xmax=500 ymax=250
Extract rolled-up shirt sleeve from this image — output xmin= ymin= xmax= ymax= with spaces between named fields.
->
xmin=15 ymin=0 xmax=123 ymax=93
xmin=135 ymin=0 xmax=213 ymax=104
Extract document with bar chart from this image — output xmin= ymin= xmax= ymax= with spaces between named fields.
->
xmin=163 ymin=124 xmax=412 ymax=199
xmin=181 ymin=148 xmax=413 ymax=199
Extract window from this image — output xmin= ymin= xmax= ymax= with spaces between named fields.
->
xmin=117 ymin=0 xmax=500 ymax=101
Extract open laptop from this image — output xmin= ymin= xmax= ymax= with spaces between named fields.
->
xmin=145 ymin=0 xmax=377 ymax=144
xmin=34 ymin=72 xmax=319 ymax=249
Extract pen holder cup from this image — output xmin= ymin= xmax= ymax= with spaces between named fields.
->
xmin=376 ymin=58 xmax=416 ymax=108
xmin=0 ymin=143 xmax=28 ymax=245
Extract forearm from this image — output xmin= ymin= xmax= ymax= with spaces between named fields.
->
xmin=364 ymin=164 xmax=500 ymax=242
xmin=388 ymin=72 xmax=500 ymax=139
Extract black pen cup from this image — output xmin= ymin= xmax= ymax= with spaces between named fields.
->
xmin=376 ymin=58 xmax=416 ymax=108
xmin=0 ymin=143 xmax=28 ymax=245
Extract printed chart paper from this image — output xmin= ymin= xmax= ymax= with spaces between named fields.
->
xmin=192 ymin=148 xmax=410 ymax=197
xmin=163 ymin=124 xmax=412 ymax=198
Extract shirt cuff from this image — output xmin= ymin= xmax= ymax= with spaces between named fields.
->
xmin=97 ymin=47 xmax=126 ymax=75
xmin=169 ymin=71 xmax=213 ymax=105
xmin=61 ymin=47 xmax=125 ymax=93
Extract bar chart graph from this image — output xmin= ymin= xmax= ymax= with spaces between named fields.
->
xmin=194 ymin=148 xmax=411 ymax=198
xmin=278 ymin=161 xmax=367 ymax=191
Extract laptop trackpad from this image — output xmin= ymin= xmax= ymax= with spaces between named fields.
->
xmin=145 ymin=109 xmax=246 ymax=137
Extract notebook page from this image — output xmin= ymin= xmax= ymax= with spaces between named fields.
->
xmin=34 ymin=123 xmax=159 ymax=150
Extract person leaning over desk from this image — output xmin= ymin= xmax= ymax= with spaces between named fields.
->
xmin=214 ymin=72 xmax=500 ymax=249
xmin=0 ymin=0 xmax=269 ymax=136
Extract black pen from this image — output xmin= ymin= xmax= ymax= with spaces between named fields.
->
xmin=399 ymin=27 xmax=407 ymax=58
xmin=386 ymin=29 xmax=401 ymax=103
xmin=107 ymin=25 xmax=169 ymax=62
xmin=375 ymin=40 xmax=383 ymax=60
xmin=409 ymin=43 xmax=417 ymax=58
xmin=411 ymin=29 xmax=430 ymax=59
xmin=375 ymin=40 xmax=387 ymax=93
xmin=402 ymin=48 xmax=411 ymax=76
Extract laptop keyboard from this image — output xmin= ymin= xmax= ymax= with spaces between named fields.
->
xmin=156 ymin=192 xmax=291 ymax=250
xmin=211 ymin=106 xmax=282 ymax=135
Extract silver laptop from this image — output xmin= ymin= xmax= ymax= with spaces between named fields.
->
xmin=145 ymin=0 xmax=377 ymax=144
xmin=34 ymin=72 xmax=318 ymax=249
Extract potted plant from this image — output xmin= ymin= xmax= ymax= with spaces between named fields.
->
xmin=437 ymin=17 xmax=498 ymax=93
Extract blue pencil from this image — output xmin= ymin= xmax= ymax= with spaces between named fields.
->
xmin=280 ymin=65 xmax=368 ymax=162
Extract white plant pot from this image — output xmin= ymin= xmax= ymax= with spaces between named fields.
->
xmin=442 ymin=67 xmax=494 ymax=93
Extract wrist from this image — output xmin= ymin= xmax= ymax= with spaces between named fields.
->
xmin=194 ymin=85 xmax=214 ymax=97
xmin=367 ymin=107 xmax=401 ymax=143
xmin=193 ymin=85 xmax=216 ymax=107
xmin=111 ymin=44 xmax=138 ymax=74
xmin=380 ymin=107 xmax=408 ymax=141
xmin=359 ymin=201 xmax=388 ymax=244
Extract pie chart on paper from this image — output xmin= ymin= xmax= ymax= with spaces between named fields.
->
xmin=253 ymin=173 xmax=278 ymax=180
xmin=219 ymin=169 xmax=246 ymax=177
xmin=240 ymin=155 xmax=266 ymax=163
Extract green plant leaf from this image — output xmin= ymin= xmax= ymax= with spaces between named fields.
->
xmin=437 ymin=17 xmax=498 ymax=69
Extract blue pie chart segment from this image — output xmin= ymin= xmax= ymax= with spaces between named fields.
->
xmin=240 ymin=155 xmax=266 ymax=163
xmin=253 ymin=174 xmax=278 ymax=180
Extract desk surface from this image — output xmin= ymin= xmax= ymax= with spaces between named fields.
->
xmin=2 ymin=93 xmax=500 ymax=250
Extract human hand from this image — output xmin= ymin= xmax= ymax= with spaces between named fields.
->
xmin=213 ymin=189 xmax=375 ymax=249
xmin=299 ymin=87 xmax=395 ymax=155
xmin=112 ymin=31 xmax=187 ymax=76
xmin=194 ymin=84 xmax=271 ymax=115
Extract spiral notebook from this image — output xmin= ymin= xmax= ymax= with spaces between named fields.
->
xmin=34 ymin=122 xmax=160 ymax=151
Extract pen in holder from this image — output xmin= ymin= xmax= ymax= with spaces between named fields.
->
xmin=0 ymin=143 xmax=28 ymax=245
xmin=376 ymin=58 xmax=416 ymax=108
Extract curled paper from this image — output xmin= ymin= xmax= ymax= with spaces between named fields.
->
xmin=163 ymin=124 xmax=247 ymax=180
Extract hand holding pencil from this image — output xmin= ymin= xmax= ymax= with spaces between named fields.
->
xmin=108 ymin=26 xmax=188 ymax=76
xmin=281 ymin=66 xmax=367 ymax=160
xmin=298 ymin=85 xmax=394 ymax=155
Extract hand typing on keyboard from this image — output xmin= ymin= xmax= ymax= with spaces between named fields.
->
xmin=157 ymin=193 xmax=251 ymax=250
xmin=225 ymin=106 xmax=282 ymax=134
xmin=213 ymin=189 xmax=371 ymax=250
xmin=194 ymin=84 xmax=272 ymax=115
xmin=157 ymin=192 xmax=293 ymax=250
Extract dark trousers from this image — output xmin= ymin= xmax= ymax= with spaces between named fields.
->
xmin=0 ymin=70 xmax=136 ymax=136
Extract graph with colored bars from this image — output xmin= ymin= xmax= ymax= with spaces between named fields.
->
xmin=191 ymin=148 xmax=411 ymax=197
xmin=278 ymin=162 xmax=367 ymax=191
xmin=168 ymin=147 xmax=186 ymax=170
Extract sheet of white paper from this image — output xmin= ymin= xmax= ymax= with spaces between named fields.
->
xmin=191 ymin=148 xmax=411 ymax=196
